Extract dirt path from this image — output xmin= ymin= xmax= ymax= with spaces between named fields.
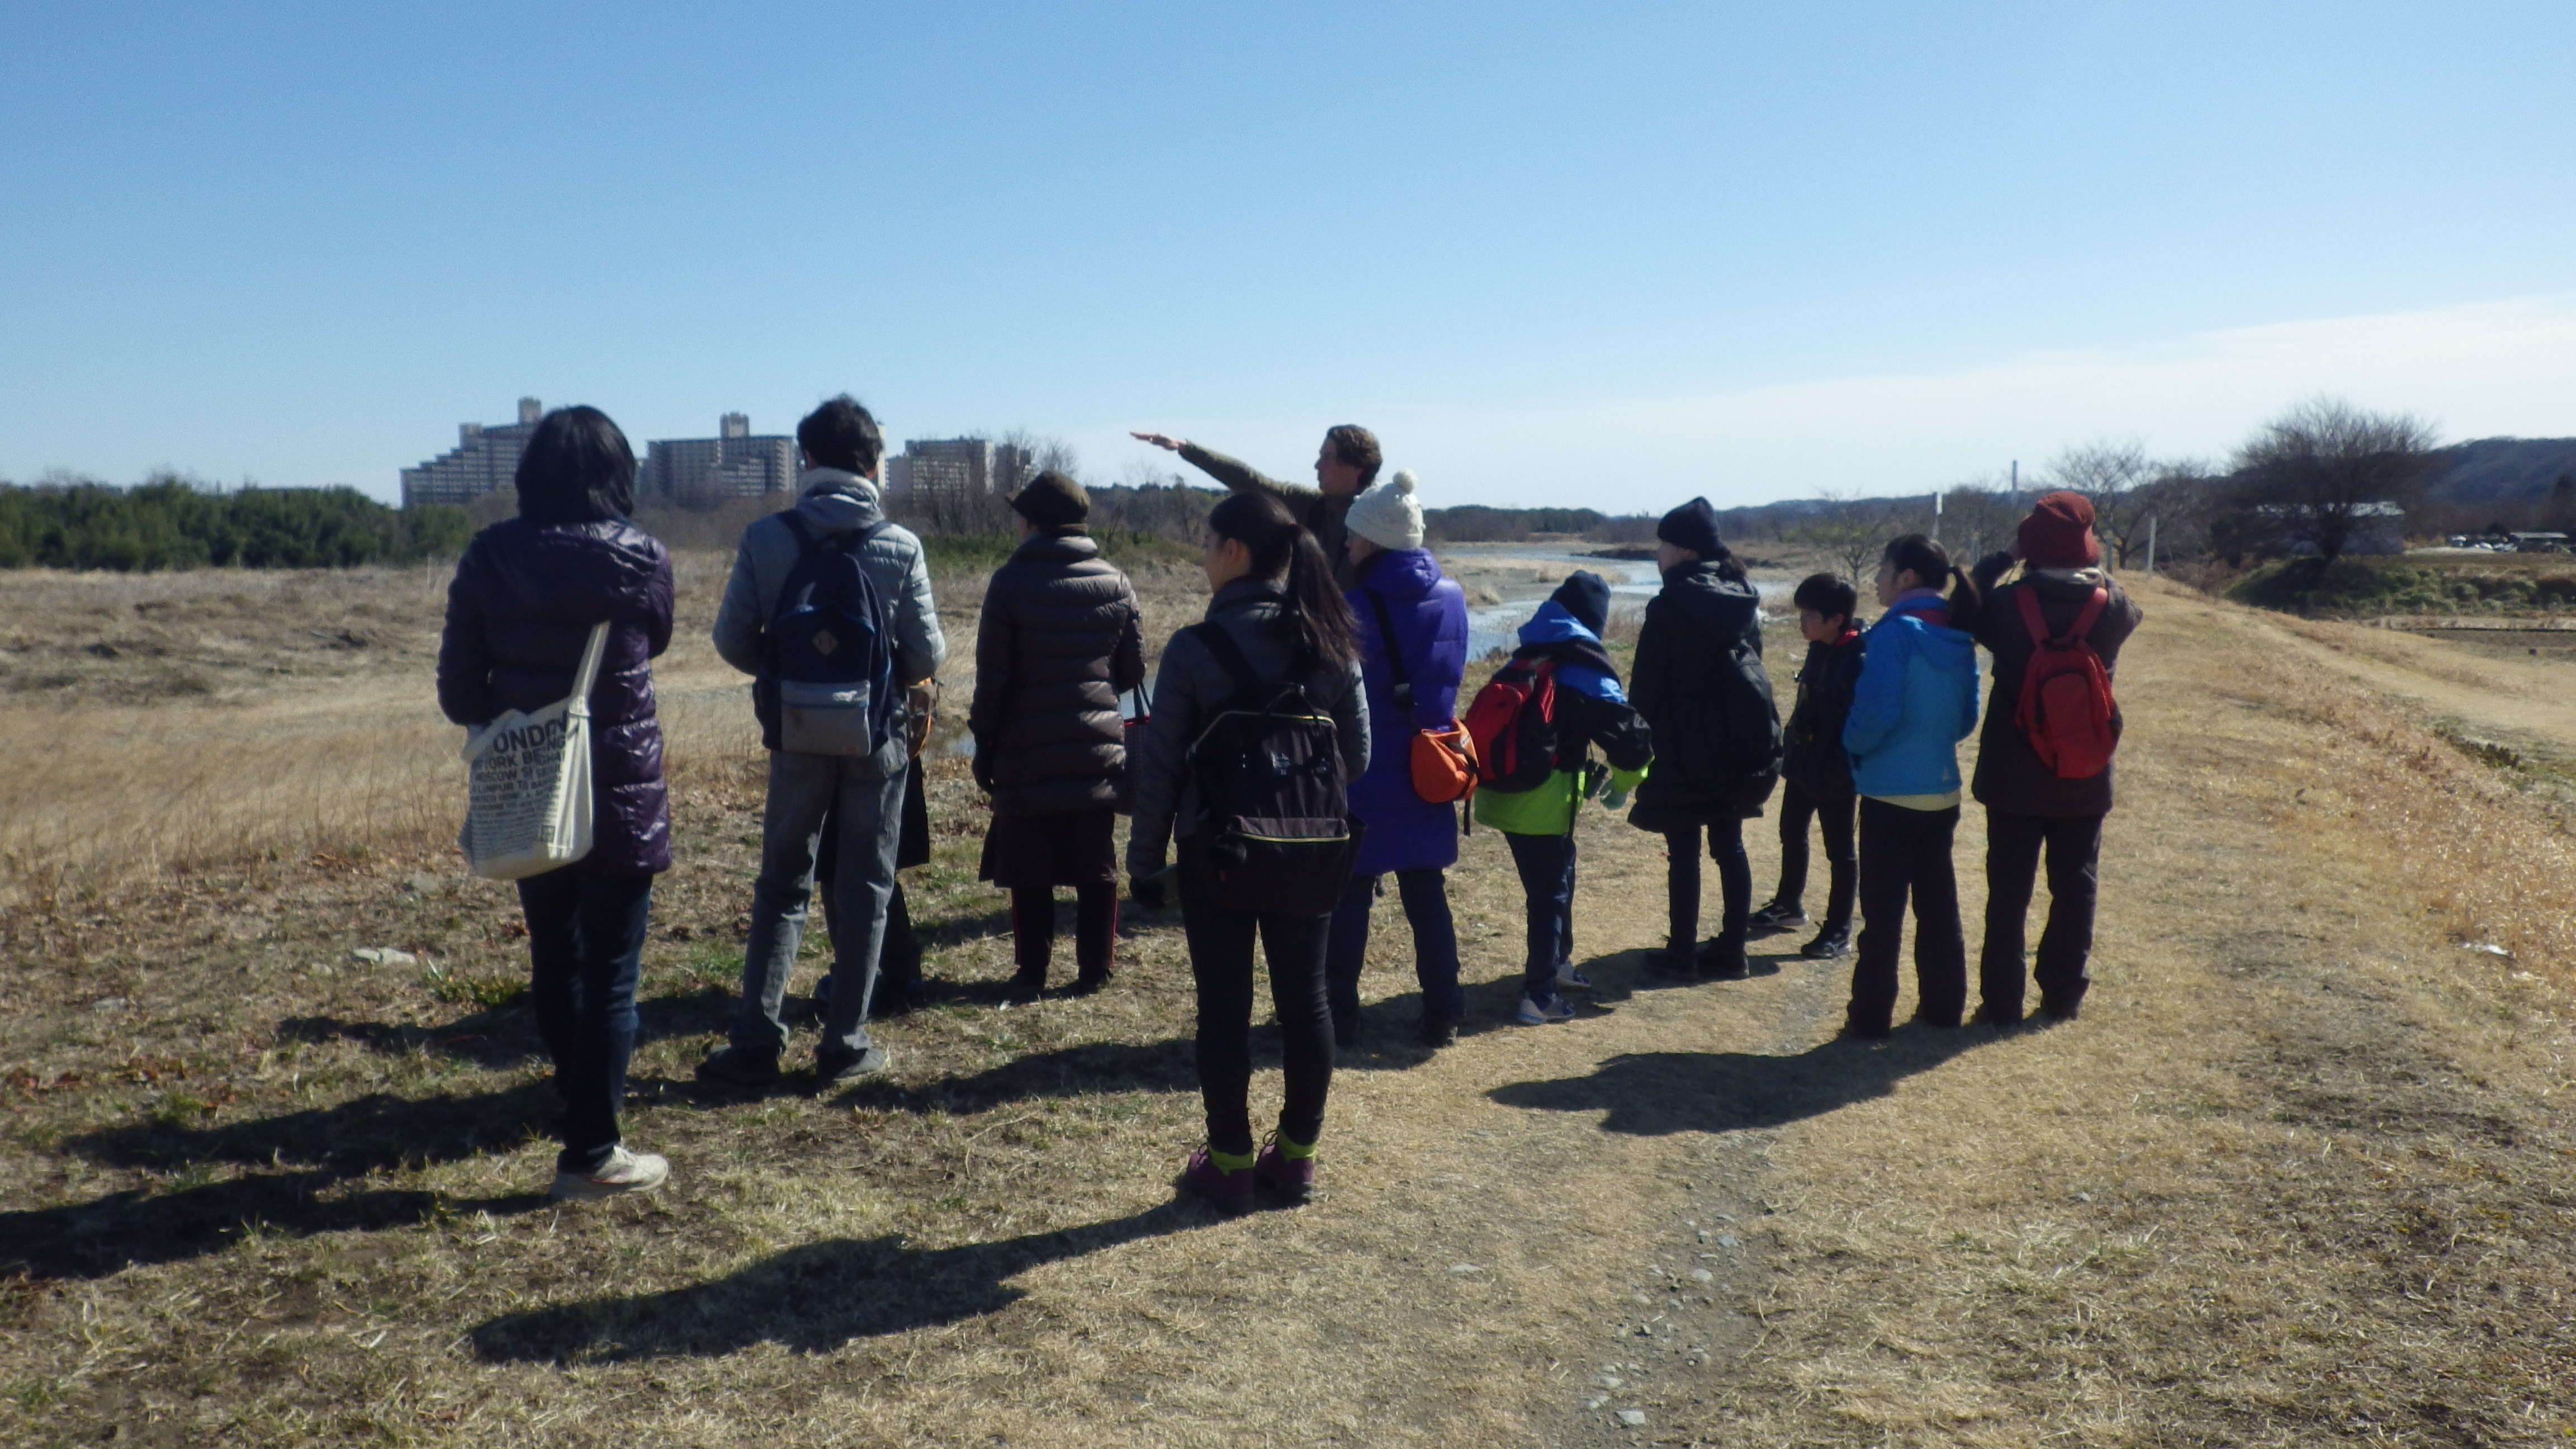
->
xmin=6 ymin=576 xmax=2574 ymax=1447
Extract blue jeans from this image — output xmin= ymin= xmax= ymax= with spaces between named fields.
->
xmin=516 ymin=869 xmax=653 ymax=1174
xmin=1325 ymin=869 xmax=1466 ymax=1026
xmin=734 ymin=749 xmax=905 ymax=1060
xmin=1503 ymin=831 xmax=1579 ymax=998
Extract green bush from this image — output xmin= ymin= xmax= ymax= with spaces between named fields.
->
xmin=0 ymin=479 xmax=469 ymax=571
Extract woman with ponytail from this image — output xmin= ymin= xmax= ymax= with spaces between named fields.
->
xmin=1127 ymin=491 xmax=1368 ymax=1213
xmin=1837 ymin=533 xmax=1981 ymax=1038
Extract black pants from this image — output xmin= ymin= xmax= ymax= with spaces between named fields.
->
xmin=1980 ymin=810 xmax=2103 ymax=1019
xmin=1011 ymin=883 xmax=1119 ymax=984
xmin=1326 ymin=869 xmax=1466 ymax=1026
xmin=1849 ymin=798 xmax=1967 ymax=1030
xmin=1503 ymin=831 xmax=1579 ymax=993
xmin=1774 ymin=780 xmax=1857 ymax=924
xmin=1665 ymin=819 xmax=1752 ymax=954
xmin=1180 ymin=877 xmax=1334 ymax=1156
xmin=515 ymin=869 xmax=653 ymax=1174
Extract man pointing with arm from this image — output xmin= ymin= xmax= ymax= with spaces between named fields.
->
xmin=1131 ymin=424 xmax=1382 ymax=590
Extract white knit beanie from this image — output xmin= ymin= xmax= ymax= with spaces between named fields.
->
xmin=1344 ymin=467 xmax=1424 ymax=550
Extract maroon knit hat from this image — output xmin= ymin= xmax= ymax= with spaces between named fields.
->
xmin=2018 ymin=491 xmax=2101 ymax=568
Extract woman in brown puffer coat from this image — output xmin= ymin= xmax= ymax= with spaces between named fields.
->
xmin=969 ymin=472 xmax=1147 ymax=994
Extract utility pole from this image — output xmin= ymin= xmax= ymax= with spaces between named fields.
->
xmin=1933 ymin=489 xmax=1943 ymax=544
xmin=2146 ymin=515 xmax=2158 ymax=577
xmin=2009 ymin=460 xmax=2019 ymax=508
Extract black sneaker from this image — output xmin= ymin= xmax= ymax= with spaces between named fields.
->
xmin=813 ymin=1044 xmax=890 ymax=1084
xmin=1800 ymin=924 xmax=1852 ymax=959
xmin=1417 ymin=1016 xmax=1459 ymax=1049
xmin=1747 ymin=899 xmax=1806 ymax=931
xmin=694 ymin=1046 xmax=781 ymax=1088
xmin=2037 ymin=997 xmax=2082 ymax=1023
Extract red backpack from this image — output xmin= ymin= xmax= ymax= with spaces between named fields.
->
xmin=2013 ymin=586 xmax=2117 ymax=779
xmin=1462 ymin=657 xmax=1561 ymax=793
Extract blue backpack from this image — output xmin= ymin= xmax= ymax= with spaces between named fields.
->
xmin=756 ymin=512 xmax=901 ymax=756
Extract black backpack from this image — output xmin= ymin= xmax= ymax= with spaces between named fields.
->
xmin=756 ymin=513 xmax=901 ymax=756
xmin=1180 ymin=622 xmax=1361 ymax=915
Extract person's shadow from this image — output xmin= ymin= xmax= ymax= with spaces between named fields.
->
xmin=1488 ymin=1026 xmax=1983 ymax=1136
xmin=470 ymin=1201 xmax=1200 ymax=1363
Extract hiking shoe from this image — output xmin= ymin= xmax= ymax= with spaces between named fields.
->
xmin=1801 ymin=925 xmax=1851 ymax=959
xmin=1005 ymin=969 xmax=1047 ymax=1001
xmin=2037 ymin=997 xmax=2082 ymax=1023
xmin=1837 ymin=1016 xmax=1892 ymax=1041
xmin=1516 ymin=992 xmax=1576 ymax=1025
xmin=694 ymin=1046 xmax=781 ymax=1088
xmin=1072 ymin=968 xmax=1114 ymax=995
xmin=550 ymin=1145 xmax=670 ymax=1201
xmin=1748 ymin=898 xmax=1806 ymax=931
xmin=813 ymin=1044 xmax=889 ymax=1084
xmin=1253 ymin=1136 xmax=1316 ymax=1206
xmin=1417 ymin=1015 xmax=1460 ymax=1049
xmin=1972 ymin=1003 xmax=2023 ymax=1030
xmin=1547 ymin=964 xmax=1595 ymax=993
xmin=1180 ymin=1147 xmax=1254 ymax=1214
xmin=1647 ymin=948 xmax=1700 ymax=981
xmin=1697 ymin=940 xmax=1751 ymax=980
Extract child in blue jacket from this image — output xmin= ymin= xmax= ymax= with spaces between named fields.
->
xmin=1839 ymin=533 xmax=1981 ymax=1038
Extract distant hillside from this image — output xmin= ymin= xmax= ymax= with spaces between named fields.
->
xmin=2423 ymin=437 xmax=2576 ymax=504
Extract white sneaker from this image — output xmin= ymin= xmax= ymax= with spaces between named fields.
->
xmin=1516 ymin=993 xmax=1576 ymax=1026
xmin=550 ymin=1145 xmax=671 ymax=1201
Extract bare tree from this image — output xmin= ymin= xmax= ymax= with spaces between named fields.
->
xmin=1791 ymin=491 xmax=1903 ymax=583
xmin=2230 ymin=399 xmax=2438 ymax=563
xmin=2038 ymin=440 xmax=2159 ymax=567
xmin=1938 ymin=475 xmax=2019 ymax=563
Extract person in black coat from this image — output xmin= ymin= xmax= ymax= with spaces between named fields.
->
xmin=435 ymin=405 xmax=674 ymax=1202
xmin=969 ymin=473 xmax=1148 ymax=995
xmin=1750 ymin=573 xmax=1867 ymax=959
xmin=1627 ymin=498 xmax=1782 ymax=980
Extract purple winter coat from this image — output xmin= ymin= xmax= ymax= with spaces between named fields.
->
xmin=1346 ymin=547 xmax=1469 ymax=877
xmin=437 ymin=517 xmax=676 ymax=875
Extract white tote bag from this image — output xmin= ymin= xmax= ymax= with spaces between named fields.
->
xmin=458 ymin=622 xmax=610 ymax=880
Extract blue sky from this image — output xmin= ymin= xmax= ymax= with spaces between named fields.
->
xmin=4 ymin=2 xmax=2573 ymax=510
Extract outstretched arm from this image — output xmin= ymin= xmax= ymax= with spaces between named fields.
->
xmin=1133 ymin=431 xmax=1317 ymax=505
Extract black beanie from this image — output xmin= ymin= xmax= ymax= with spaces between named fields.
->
xmin=1011 ymin=470 xmax=1088 ymax=529
xmin=1550 ymin=571 xmax=1612 ymax=636
xmin=1656 ymin=496 xmax=1728 ymax=560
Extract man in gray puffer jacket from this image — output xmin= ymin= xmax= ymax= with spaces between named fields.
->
xmin=699 ymin=396 xmax=946 ymax=1087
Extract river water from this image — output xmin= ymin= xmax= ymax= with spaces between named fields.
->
xmin=1443 ymin=544 xmax=1791 ymax=659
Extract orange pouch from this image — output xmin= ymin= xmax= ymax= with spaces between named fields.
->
xmin=1410 ymin=725 xmax=1478 ymax=804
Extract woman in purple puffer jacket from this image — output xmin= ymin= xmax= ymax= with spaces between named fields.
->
xmin=1325 ymin=470 xmax=1471 ymax=1049
xmin=436 ymin=406 xmax=676 ymax=1202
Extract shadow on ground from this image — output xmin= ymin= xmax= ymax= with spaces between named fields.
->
xmin=281 ymin=986 xmax=735 ymax=1068
xmin=0 ymin=1171 xmax=547 ymax=1281
xmin=1488 ymin=1026 xmax=1986 ymax=1135
xmin=471 ymin=1201 xmax=1201 ymax=1362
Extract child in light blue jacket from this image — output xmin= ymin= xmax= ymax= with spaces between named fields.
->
xmin=1839 ymin=533 xmax=1981 ymax=1038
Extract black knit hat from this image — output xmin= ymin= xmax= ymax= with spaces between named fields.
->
xmin=1550 ymin=571 xmax=1612 ymax=636
xmin=1656 ymin=496 xmax=1729 ymax=560
xmin=1011 ymin=470 xmax=1088 ymax=529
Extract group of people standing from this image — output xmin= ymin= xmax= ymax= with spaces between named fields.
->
xmin=434 ymin=397 xmax=2138 ymax=1210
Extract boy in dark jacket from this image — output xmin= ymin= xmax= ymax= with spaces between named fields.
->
xmin=1968 ymin=492 xmax=2143 ymax=1026
xmin=1628 ymin=499 xmax=1782 ymax=981
xmin=1750 ymin=573 xmax=1867 ymax=959
xmin=1471 ymin=572 xmax=1654 ymax=1025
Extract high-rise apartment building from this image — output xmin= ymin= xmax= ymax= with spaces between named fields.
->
xmin=642 ymin=413 xmax=798 ymax=503
xmin=885 ymin=437 xmax=1034 ymax=498
xmin=400 ymin=397 xmax=543 ymax=508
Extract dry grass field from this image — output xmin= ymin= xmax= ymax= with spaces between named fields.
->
xmin=2 ymin=555 xmax=2572 ymax=1446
